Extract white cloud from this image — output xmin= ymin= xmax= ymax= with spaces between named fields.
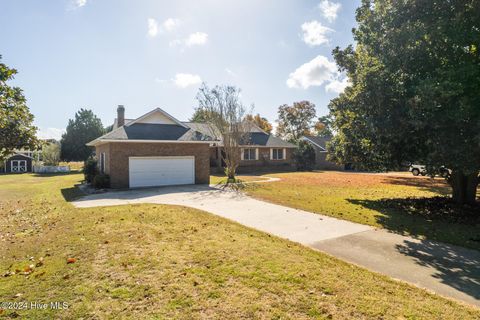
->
xmin=67 ymin=0 xmax=87 ymax=10
xmin=37 ymin=127 xmax=65 ymax=141
xmin=147 ymin=18 xmax=159 ymax=37
xmin=287 ymin=55 xmax=337 ymax=89
xmin=225 ymin=68 xmax=238 ymax=77
xmin=170 ymin=32 xmax=208 ymax=49
xmin=318 ymin=0 xmax=341 ymax=23
xmin=325 ymin=76 xmax=350 ymax=93
xmin=301 ymin=20 xmax=333 ymax=46
xmin=75 ymin=0 xmax=87 ymax=8
xmin=148 ymin=18 xmax=181 ymax=38
xmin=162 ymin=18 xmax=181 ymax=32
xmin=185 ymin=32 xmax=208 ymax=46
xmin=172 ymin=73 xmax=202 ymax=88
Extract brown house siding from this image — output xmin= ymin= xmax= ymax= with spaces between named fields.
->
xmin=97 ymin=142 xmax=210 ymax=188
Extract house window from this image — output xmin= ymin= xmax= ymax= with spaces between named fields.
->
xmin=243 ymin=148 xmax=257 ymax=160
xmin=271 ymin=148 xmax=285 ymax=160
xmin=100 ymin=153 xmax=106 ymax=174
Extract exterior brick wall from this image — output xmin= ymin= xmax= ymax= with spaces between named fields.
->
xmin=96 ymin=142 xmax=210 ymax=188
xmin=208 ymin=147 xmax=295 ymax=168
xmin=238 ymin=147 xmax=295 ymax=167
xmin=95 ymin=143 xmax=111 ymax=175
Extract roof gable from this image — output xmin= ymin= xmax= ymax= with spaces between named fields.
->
xmin=302 ymin=136 xmax=331 ymax=151
xmin=8 ymin=153 xmax=33 ymax=160
xmin=126 ymin=108 xmax=187 ymax=128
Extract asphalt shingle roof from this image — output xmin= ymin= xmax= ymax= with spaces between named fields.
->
xmin=242 ymin=132 xmax=296 ymax=147
xmin=303 ymin=135 xmax=331 ymax=150
xmin=101 ymin=123 xmax=190 ymax=141
xmin=93 ymin=120 xmax=294 ymax=147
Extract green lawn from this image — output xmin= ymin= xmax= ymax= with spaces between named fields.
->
xmin=0 ymin=173 xmax=478 ymax=319
xmin=209 ymin=174 xmax=269 ymax=185
xmin=246 ymin=171 xmax=480 ymax=250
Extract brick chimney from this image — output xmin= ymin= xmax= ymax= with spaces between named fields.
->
xmin=117 ymin=105 xmax=125 ymax=127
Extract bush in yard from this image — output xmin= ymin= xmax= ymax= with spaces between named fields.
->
xmin=293 ymin=140 xmax=315 ymax=171
xmin=83 ymin=158 xmax=98 ymax=183
xmin=93 ymin=174 xmax=110 ymax=189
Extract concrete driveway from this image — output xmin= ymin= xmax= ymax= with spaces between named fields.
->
xmin=73 ymin=185 xmax=480 ymax=307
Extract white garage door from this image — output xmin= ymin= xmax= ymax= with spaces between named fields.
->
xmin=129 ymin=156 xmax=195 ymax=188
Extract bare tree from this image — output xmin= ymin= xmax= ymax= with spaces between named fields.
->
xmin=196 ymin=84 xmax=252 ymax=182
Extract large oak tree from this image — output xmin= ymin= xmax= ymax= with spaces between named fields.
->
xmin=328 ymin=0 xmax=480 ymax=204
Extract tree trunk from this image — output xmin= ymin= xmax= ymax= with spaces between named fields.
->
xmin=450 ymin=170 xmax=479 ymax=205
xmin=225 ymin=163 xmax=237 ymax=182
xmin=216 ymin=147 xmax=222 ymax=169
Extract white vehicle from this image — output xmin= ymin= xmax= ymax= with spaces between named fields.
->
xmin=409 ymin=164 xmax=426 ymax=176
xmin=409 ymin=164 xmax=450 ymax=177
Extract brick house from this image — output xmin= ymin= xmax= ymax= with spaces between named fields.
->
xmin=87 ymin=106 xmax=296 ymax=188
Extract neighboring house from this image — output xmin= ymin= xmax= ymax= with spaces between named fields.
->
xmin=3 ymin=154 xmax=34 ymax=173
xmin=301 ymin=136 xmax=344 ymax=170
xmin=87 ymin=106 xmax=296 ymax=188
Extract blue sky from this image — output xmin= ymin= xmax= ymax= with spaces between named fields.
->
xmin=1 ymin=0 xmax=359 ymax=140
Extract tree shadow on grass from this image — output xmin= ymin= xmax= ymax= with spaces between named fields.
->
xmin=382 ymin=176 xmax=451 ymax=195
xmin=33 ymin=171 xmax=81 ymax=178
xmin=347 ymin=197 xmax=480 ymax=250
xmin=350 ymin=196 xmax=480 ymax=301
xmin=395 ymin=238 xmax=480 ymax=300
xmin=61 ymin=185 xmax=84 ymax=202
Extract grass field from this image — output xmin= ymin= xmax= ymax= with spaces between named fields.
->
xmin=246 ymin=171 xmax=480 ymax=250
xmin=209 ymin=174 xmax=269 ymax=185
xmin=0 ymin=173 xmax=478 ymax=319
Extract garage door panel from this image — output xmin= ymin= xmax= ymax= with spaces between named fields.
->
xmin=129 ymin=157 xmax=195 ymax=188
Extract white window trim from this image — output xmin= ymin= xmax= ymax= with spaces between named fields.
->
xmin=11 ymin=160 xmax=27 ymax=172
xmin=242 ymin=148 xmax=258 ymax=161
xmin=270 ymin=148 xmax=286 ymax=160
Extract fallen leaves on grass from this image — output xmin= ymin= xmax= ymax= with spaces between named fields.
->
xmin=66 ymin=258 xmax=77 ymax=264
xmin=372 ymin=197 xmax=480 ymax=223
xmin=24 ymin=264 xmax=35 ymax=274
